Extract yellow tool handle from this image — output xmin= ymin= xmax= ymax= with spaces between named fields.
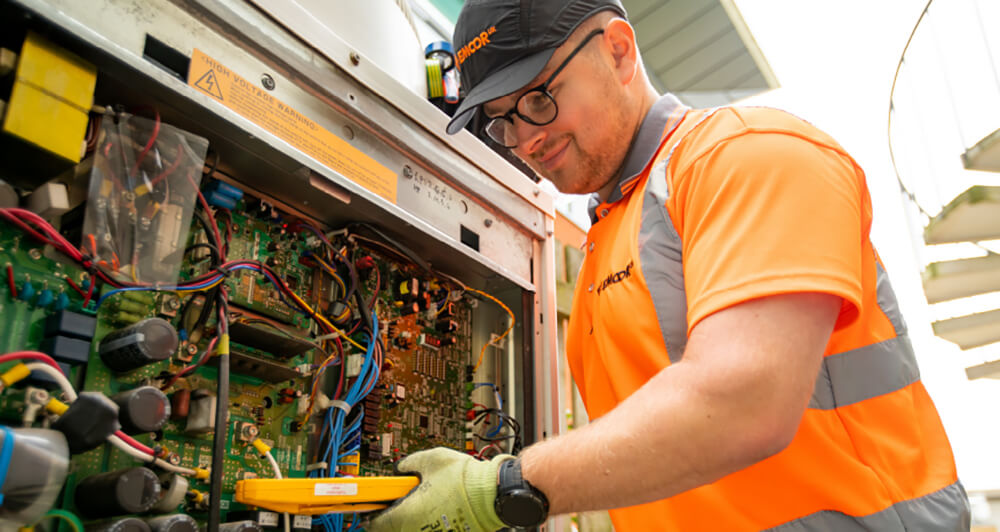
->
xmin=235 ymin=476 xmax=420 ymax=515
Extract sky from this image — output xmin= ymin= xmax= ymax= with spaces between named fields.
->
xmin=703 ymin=0 xmax=1000 ymax=493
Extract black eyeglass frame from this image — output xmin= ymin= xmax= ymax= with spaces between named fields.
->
xmin=483 ymin=29 xmax=606 ymax=148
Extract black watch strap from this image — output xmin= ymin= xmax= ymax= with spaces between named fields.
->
xmin=494 ymin=458 xmax=549 ymax=527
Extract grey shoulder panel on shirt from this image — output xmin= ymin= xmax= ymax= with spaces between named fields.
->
xmin=638 ymin=166 xmax=688 ymax=364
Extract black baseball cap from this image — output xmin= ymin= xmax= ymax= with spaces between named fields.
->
xmin=446 ymin=0 xmax=627 ymax=135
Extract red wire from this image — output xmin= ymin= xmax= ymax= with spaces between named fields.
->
xmin=114 ymin=430 xmax=155 ymax=455
xmin=130 ymin=108 xmax=161 ymax=176
xmin=0 ymin=352 xmax=63 ymax=372
xmin=6 ymin=265 xmax=15 ymax=298
xmin=148 ymin=144 xmax=183 ymax=188
xmin=186 ymin=171 xmax=223 ymax=261
xmin=65 ymin=277 xmax=86 ymax=298
xmin=82 ymin=275 xmax=95 ymax=309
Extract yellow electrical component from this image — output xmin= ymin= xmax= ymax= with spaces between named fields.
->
xmin=340 ymin=452 xmax=360 ymax=476
xmin=46 ymin=398 xmax=69 ymax=415
xmin=194 ymin=468 xmax=211 ymax=480
xmin=2 ymin=31 xmax=96 ymax=164
xmin=0 ymin=363 xmax=31 ymax=387
xmin=235 ymin=476 xmax=419 ymax=515
xmin=251 ymin=438 xmax=271 ymax=455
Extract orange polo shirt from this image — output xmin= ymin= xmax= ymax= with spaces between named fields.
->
xmin=565 ymin=95 xmax=967 ymax=530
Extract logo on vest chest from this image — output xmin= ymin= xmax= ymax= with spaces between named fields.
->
xmin=596 ymin=260 xmax=634 ymax=295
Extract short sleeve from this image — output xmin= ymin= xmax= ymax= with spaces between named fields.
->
xmin=669 ymin=130 xmax=865 ymax=333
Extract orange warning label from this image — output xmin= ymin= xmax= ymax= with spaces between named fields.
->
xmin=188 ymin=49 xmax=397 ymax=203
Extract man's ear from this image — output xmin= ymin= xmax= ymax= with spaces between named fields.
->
xmin=604 ymin=18 xmax=639 ymax=85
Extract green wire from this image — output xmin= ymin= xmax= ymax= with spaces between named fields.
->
xmin=31 ymin=510 xmax=83 ymax=532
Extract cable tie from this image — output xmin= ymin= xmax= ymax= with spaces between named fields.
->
xmin=329 ymin=400 xmax=351 ymax=414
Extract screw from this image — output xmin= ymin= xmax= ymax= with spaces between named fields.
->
xmin=261 ymin=73 xmax=275 ymax=90
xmin=533 ymin=188 xmax=540 ymax=196
xmin=349 ymin=52 xmax=361 ymax=66
xmin=484 ymin=219 xmax=493 ymax=227
xmin=402 ymin=165 xmax=414 ymax=179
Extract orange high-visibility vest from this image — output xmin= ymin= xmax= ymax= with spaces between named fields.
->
xmin=565 ymin=97 xmax=969 ymax=531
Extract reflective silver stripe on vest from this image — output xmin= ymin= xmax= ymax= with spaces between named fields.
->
xmin=809 ymin=264 xmax=919 ymax=409
xmin=636 ymin=109 xmax=723 ymax=364
xmin=766 ymin=480 xmax=970 ymax=531
xmin=640 ymin=167 xmax=688 ymax=364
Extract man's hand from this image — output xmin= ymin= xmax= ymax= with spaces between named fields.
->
xmin=366 ymin=448 xmax=511 ymax=532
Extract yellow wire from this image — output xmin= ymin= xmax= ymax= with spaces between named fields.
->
xmin=466 ymin=288 xmax=515 ymax=373
xmin=311 ymin=255 xmax=347 ymax=297
xmin=287 ymin=290 xmax=365 ymax=351
xmin=28 ymin=510 xmax=83 ymax=532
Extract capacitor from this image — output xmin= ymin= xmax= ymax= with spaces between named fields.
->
xmin=112 ymin=386 xmax=171 ymax=434
xmin=170 ymin=389 xmax=191 ymax=420
xmin=17 ymin=281 xmax=35 ymax=302
xmin=86 ymin=517 xmax=152 ymax=532
xmin=75 ymin=467 xmax=161 ymax=518
xmin=146 ymin=514 xmax=198 ymax=532
xmin=54 ymin=292 xmax=69 ymax=310
xmin=36 ymin=289 xmax=54 ymax=308
xmin=0 ymin=428 xmax=69 ymax=527
xmin=99 ymin=318 xmax=179 ymax=372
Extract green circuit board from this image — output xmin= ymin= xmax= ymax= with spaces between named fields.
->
xmin=0 ymin=187 xmax=476 ymax=528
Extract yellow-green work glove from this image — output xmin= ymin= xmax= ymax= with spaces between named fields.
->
xmin=366 ymin=448 xmax=513 ymax=532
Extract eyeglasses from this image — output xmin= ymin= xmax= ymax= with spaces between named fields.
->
xmin=483 ymin=29 xmax=605 ymax=148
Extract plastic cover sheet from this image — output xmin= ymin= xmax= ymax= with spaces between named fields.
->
xmin=83 ymin=111 xmax=208 ymax=284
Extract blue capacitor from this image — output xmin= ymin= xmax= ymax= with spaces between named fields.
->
xmin=213 ymin=180 xmax=244 ymax=201
xmin=18 ymin=282 xmax=35 ymax=302
xmin=54 ymin=292 xmax=70 ymax=310
xmin=36 ymin=289 xmax=54 ymax=308
xmin=205 ymin=190 xmax=237 ymax=210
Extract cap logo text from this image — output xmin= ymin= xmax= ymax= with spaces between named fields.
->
xmin=457 ymin=26 xmax=497 ymax=66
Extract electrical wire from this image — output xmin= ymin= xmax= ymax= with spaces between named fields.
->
xmin=466 ymin=288 xmax=515 ymax=372
xmin=261 ymin=447 xmax=292 ymax=532
xmin=31 ymin=509 xmax=84 ymax=532
xmin=887 ymin=0 xmax=936 ymax=219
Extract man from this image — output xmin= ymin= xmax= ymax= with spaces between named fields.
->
xmin=369 ymin=0 xmax=971 ymax=530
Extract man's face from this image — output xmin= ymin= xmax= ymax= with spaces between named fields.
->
xmin=481 ymin=31 xmax=634 ymax=195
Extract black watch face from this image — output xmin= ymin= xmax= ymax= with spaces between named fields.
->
xmin=496 ymin=489 xmax=547 ymax=527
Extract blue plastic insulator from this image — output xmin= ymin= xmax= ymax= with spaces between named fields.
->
xmin=36 ymin=289 xmax=54 ymax=308
xmin=178 ymin=329 xmax=189 ymax=342
xmin=425 ymin=40 xmax=456 ymax=71
xmin=205 ymin=191 xmax=237 ymax=210
xmin=54 ymin=292 xmax=70 ymax=310
xmin=17 ymin=282 xmax=34 ymax=302
xmin=214 ymin=181 xmax=244 ymax=201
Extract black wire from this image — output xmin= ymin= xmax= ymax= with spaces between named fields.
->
xmin=349 ymin=223 xmax=430 ymax=272
xmin=208 ymin=290 xmax=230 ymax=532
xmin=184 ymin=242 xmax=221 ymax=264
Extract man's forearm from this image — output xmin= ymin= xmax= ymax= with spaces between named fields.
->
xmin=518 ymin=361 xmax=783 ymax=514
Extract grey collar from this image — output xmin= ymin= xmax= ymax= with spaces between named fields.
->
xmin=588 ymin=94 xmax=686 ymax=223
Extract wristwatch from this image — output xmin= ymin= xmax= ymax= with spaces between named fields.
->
xmin=494 ymin=458 xmax=549 ymax=528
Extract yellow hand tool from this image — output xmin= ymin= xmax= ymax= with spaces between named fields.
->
xmin=234 ymin=476 xmax=419 ymax=514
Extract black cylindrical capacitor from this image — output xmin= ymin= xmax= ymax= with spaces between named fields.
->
xmin=147 ymin=514 xmax=198 ymax=532
xmin=75 ymin=467 xmax=161 ymax=518
xmin=219 ymin=522 xmax=262 ymax=532
xmin=112 ymin=386 xmax=172 ymax=434
xmin=99 ymin=318 xmax=179 ymax=372
xmin=85 ymin=517 xmax=152 ymax=532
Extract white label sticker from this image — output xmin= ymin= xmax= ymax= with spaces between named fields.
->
xmin=314 ymin=482 xmax=359 ymax=496
xmin=259 ymin=512 xmax=280 ymax=527
xmin=293 ymin=515 xmax=312 ymax=529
